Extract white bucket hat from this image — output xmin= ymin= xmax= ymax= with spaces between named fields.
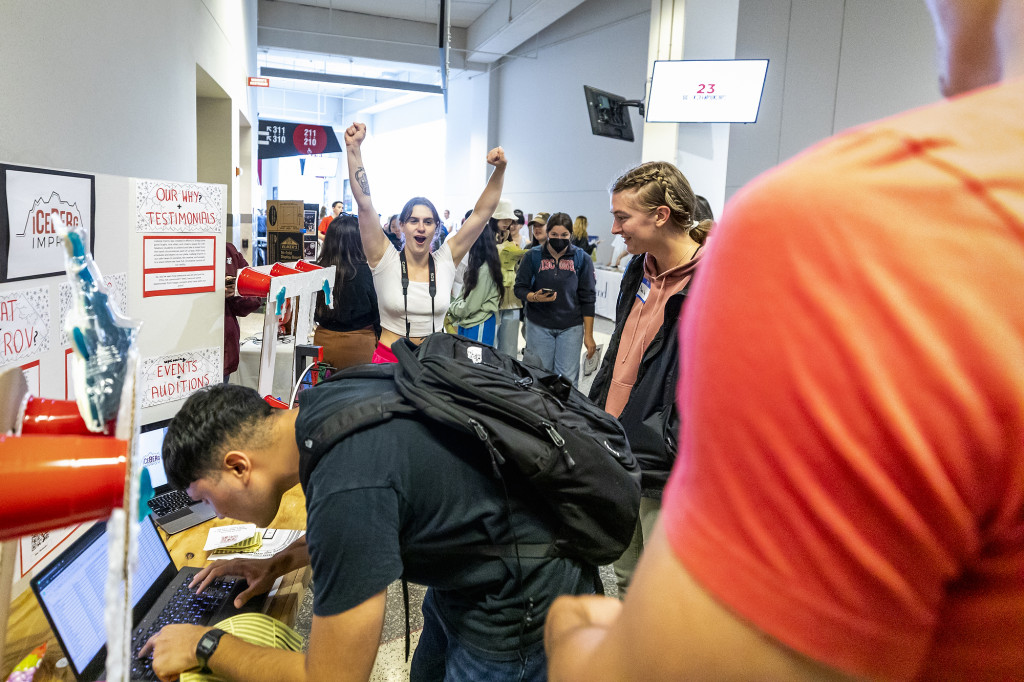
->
xmin=492 ymin=199 xmax=516 ymax=221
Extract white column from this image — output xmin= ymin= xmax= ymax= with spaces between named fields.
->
xmin=642 ymin=0 xmax=740 ymax=216
xmin=641 ymin=0 xmax=686 ymax=162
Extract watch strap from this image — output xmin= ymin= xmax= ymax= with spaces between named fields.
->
xmin=195 ymin=628 xmax=227 ymax=672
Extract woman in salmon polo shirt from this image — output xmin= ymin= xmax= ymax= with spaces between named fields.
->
xmin=588 ymin=161 xmax=714 ymax=597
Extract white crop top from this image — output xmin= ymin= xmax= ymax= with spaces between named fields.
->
xmin=372 ymin=242 xmax=457 ymax=337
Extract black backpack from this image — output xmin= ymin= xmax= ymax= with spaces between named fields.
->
xmin=297 ymin=333 xmax=641 ymax=566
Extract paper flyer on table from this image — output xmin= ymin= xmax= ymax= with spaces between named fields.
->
xmin=203 ymin=524 xmax=258 ymax=551
xmin=208 ymin=528 xmax=306 ymax=561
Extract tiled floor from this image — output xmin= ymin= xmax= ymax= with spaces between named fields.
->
xmin=295 ymin=566 xmax=619 ymax=680
xmin=273 ymin=314 xmax=619 ymax=678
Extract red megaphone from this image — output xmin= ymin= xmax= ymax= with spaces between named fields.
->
xmin=270 ymin=263 xmax=301 ymax=277
xmin=0 ymin=434 xmax=128 ymax=542
xmin=19 ymin=396 xmax=97 ymax=436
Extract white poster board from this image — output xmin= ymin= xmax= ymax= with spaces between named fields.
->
xmin=140 ymin=347 xmax=222 ymax=408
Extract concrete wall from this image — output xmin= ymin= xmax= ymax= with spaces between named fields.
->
xmin=0 ymin=0 xmax=258 ymax=184
xmin=0 ymin=0 xmax=258 ymax=424
xmin=489 ymin=0 xmax=652 ymax=262
xmin=725 ymin=0 xmax=939 ymax=199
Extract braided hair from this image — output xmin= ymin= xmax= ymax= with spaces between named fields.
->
xmin=610 ymin=161 xmax=713 ymax=244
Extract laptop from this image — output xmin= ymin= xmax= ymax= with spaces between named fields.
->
xmin=31 ymin=514 xmax=267 ymax=681
xmin=140 ymin=419 xmax=216 ymax=534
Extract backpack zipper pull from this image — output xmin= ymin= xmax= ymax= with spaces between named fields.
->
xmin=470 ymin=418 xmax=505 ymax=477
xmin=544 ymin=423 xmax=575 ymax=469
xmin=543 ymin=422 xmax=565 ymax=448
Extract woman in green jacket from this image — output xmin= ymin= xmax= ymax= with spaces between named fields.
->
xmin=448 ymin=221 xmax=503 ymax=345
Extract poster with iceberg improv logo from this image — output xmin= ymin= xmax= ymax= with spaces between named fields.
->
xmin=0 ymin=164 xmax=95 ymax=282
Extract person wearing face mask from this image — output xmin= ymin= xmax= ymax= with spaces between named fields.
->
xmin=344 ymin=122 xmax=507 ymax=363
xmin=514 ymin=212 xmax=597 ymax=386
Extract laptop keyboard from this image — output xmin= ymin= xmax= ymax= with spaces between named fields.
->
xmin=130 ymin=574 xmax=243 ymax=680
xmin=146 ymin=489 xmax=196 ymax=517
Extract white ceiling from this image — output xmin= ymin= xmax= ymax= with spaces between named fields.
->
xmin=256 ymin=0 xmax=588 ymax=115
xmin=264 ymin=0 xmax=497 ymax=29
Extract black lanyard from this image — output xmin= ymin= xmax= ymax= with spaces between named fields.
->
xmin=399 ymin=249 xmax=436 ymax=339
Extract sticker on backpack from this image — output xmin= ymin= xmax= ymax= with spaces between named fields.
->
xmin=466 ymin=347 xmax=483 ymax=364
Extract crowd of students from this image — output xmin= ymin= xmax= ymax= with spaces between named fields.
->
xmin=304 ymin=123 xmax=615 ymax=387
xmin=164 ymin=2 xmax=1022 ymax=678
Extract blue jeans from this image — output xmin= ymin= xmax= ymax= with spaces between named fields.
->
xmin=496 ymin=309 xmax=521 ymax=357
xmin=458 ymin=313 xmax=497 ymax=346
xmin=525 ymin=322 xmax=584 ymax=386
xmin=410 ymin=589 xmax=547 ymax=682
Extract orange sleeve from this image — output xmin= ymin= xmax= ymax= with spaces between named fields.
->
xmin=660 ymin=155 xmax=986 ymax=679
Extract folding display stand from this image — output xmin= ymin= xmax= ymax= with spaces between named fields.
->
xmin=235 ymin=262 xmax=335 ymax=399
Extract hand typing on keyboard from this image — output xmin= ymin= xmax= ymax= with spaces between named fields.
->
xmin=191 ymin=556 xmax=284 ymax=609
xmin=135 ymin=575 xmax=240 ymax=680
xmin=138 ymin=623 xmax=213 ymax=682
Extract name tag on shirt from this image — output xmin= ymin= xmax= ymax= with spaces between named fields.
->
xmin=636 ymin=277 xmax=651 ymax=304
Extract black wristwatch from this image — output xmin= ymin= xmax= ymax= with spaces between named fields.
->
xmin=195 ymin=628 xmax=227 ymax=672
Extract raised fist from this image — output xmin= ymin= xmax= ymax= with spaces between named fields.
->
xmin=486 ymin=146 xmax=507 ymax=168
xmin=345 ymin=122 xmax=367 ymax=147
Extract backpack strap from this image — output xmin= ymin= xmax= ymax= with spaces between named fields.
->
xmin=573 ymin=247 xmax=585 ymax=272
xmin=528 ymin=247 xmax=542 ymax=289
xmin=297 ymin=388 xmax=415 ymax=489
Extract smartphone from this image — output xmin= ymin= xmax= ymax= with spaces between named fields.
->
xmin=539 ymin=288 xmax=555 ymax=295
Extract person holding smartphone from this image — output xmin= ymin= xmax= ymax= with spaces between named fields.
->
xmin=514 ymin=212 xmax=597 ymax=386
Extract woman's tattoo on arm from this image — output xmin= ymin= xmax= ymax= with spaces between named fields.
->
xmin=355 ymin=167 xmax=371 ymax=195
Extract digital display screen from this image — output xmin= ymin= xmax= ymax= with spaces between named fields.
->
xmin=138 ymin=423 xmax=169 ymax=489
xmin=646 ymin=59 xmax=769 ymax=124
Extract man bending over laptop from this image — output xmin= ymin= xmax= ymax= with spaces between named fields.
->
xmin=139 ymin=382 xmax=592 ymax=681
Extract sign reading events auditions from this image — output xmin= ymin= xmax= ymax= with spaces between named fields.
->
xmin=257 ymin=119 xmax=342 ymax=159
xmin=135 ymin=179 xmax=224 ymax=233
xmin=141 ymin=347 xmax=221 ymax=408
xmin=0 ymin=164 xmax=96 ymax=282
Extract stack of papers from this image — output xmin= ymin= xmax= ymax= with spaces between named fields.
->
xmin=203 ymin=524 xmax=259 ymax=552
xmin=203 ymin=526 xmax=306 ymax=561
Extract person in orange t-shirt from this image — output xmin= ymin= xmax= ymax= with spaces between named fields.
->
xmin=318 ymin=200 xmax=342 ymax=240
xmin=546 ymin=1 xmax=1024 ymax=680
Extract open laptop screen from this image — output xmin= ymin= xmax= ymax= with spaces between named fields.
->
xmin=139 ymin=420 xmax=171 ymax=490
xmin=31 ymin=516 xmax=172 ymax=677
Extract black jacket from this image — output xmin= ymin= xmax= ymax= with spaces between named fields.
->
xmin=589 ymin=255 xmax=692 ymax=497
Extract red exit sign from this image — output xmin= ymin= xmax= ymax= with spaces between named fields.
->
xmin=248 ymin=76 xmax=270 ymax=87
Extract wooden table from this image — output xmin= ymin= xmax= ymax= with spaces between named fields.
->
xmin=2 ymin=485 xmax=309 ymax=681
